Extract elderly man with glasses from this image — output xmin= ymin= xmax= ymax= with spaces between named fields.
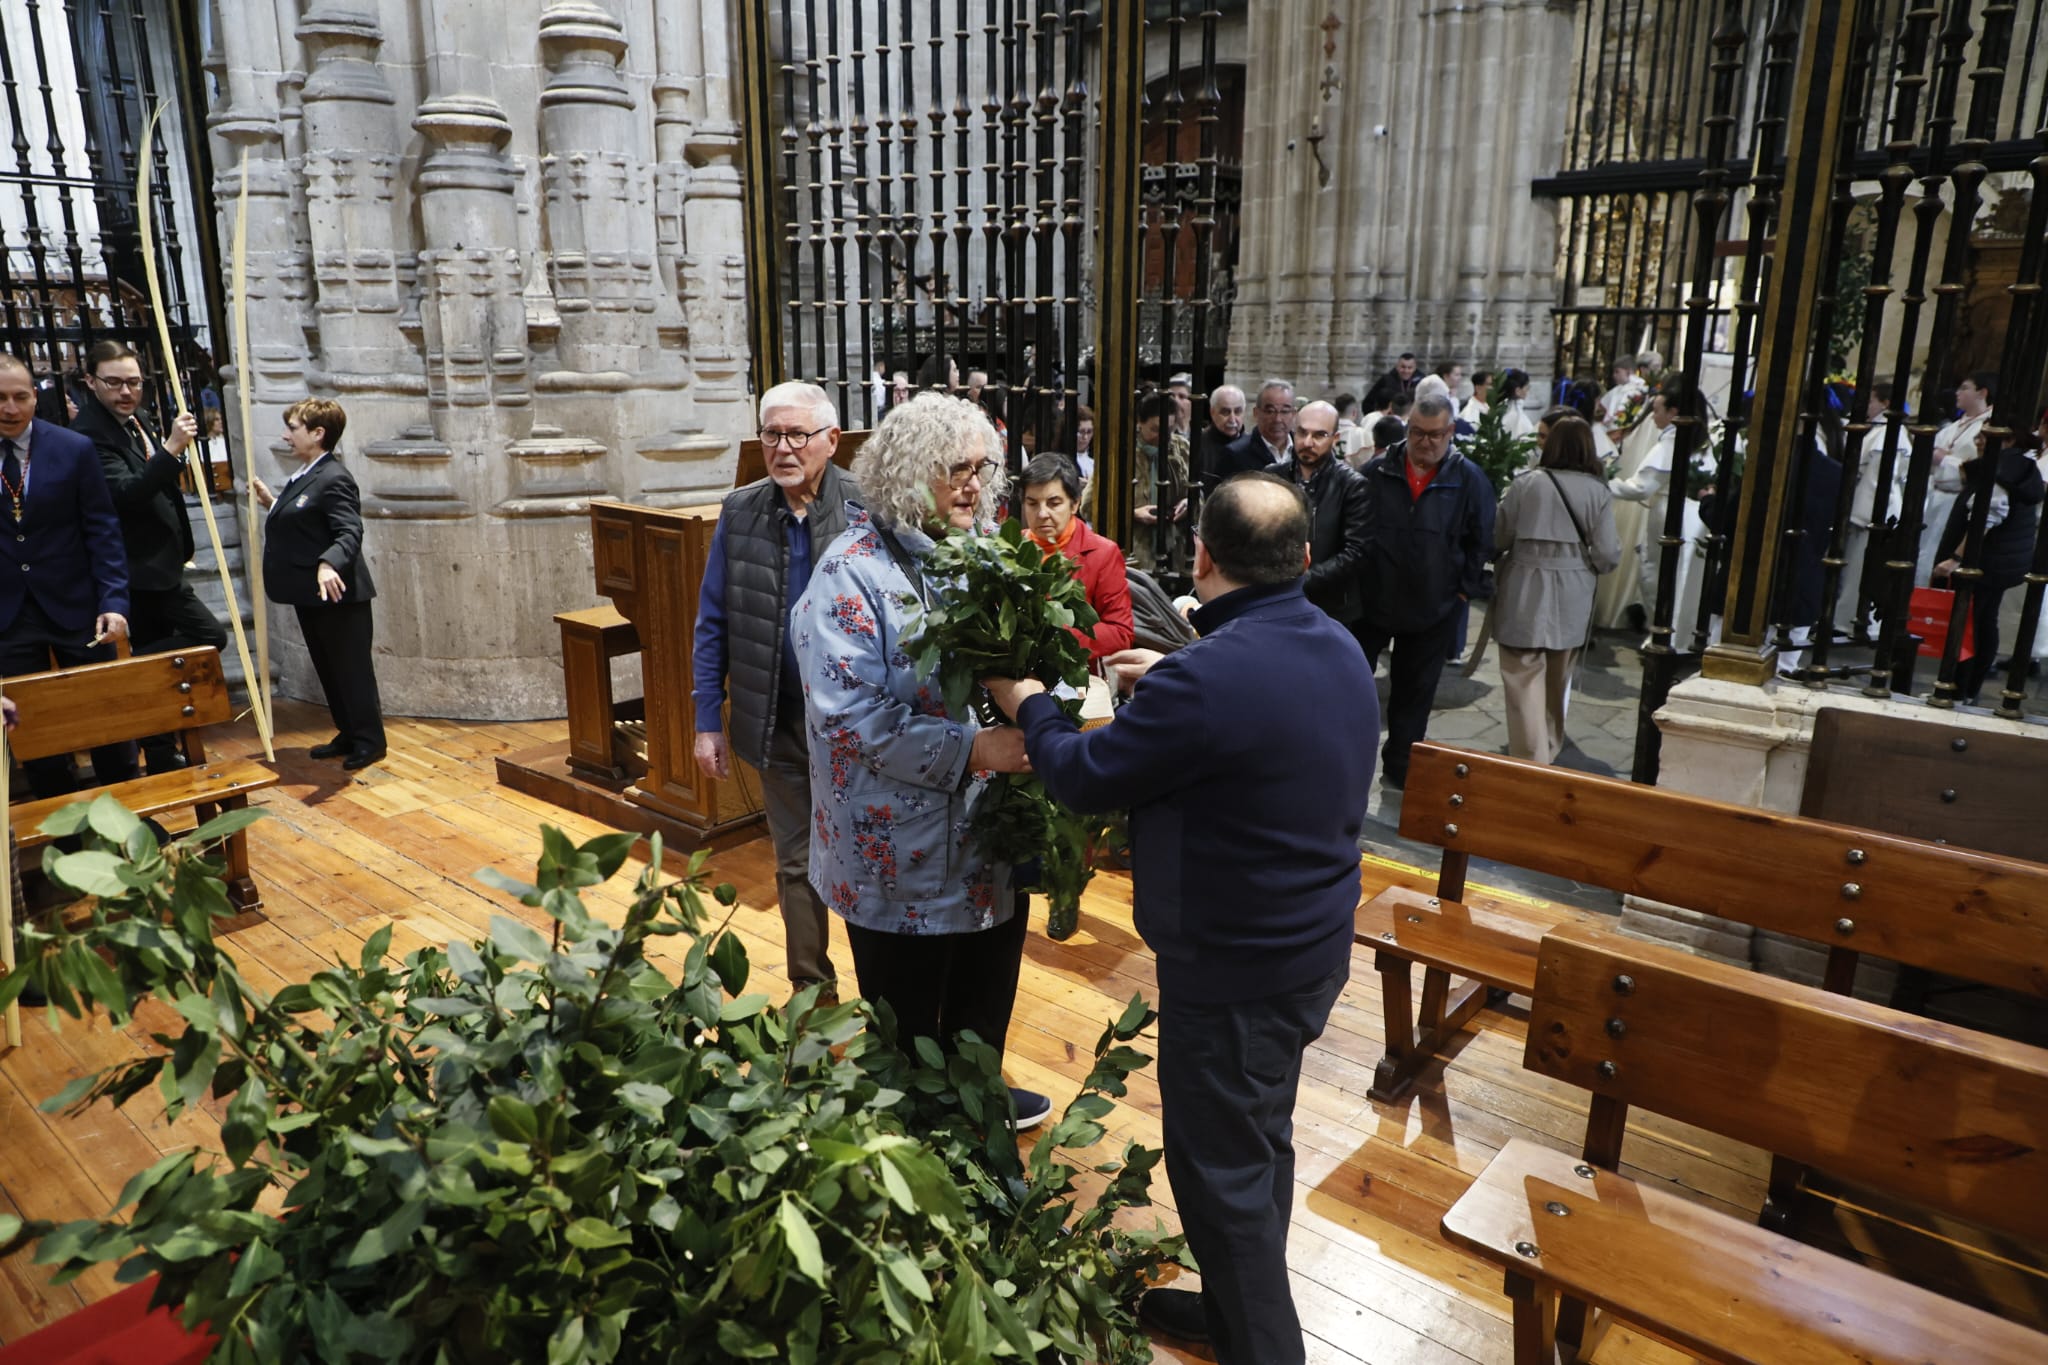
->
xmin=691 ymin=381 xmax=861 ymax=1001
xmin=1356 ymin=394 xmax=1496 ymax=789
xmin=1214 ymin=379 xmax=1297 ymax=487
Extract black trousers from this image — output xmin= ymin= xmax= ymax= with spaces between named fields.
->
xmin=843 ymin=894 xmax=1029 ymax=1060
xmin=129 ymin=582 xmax=227 ymax=655
xmin=0 ymin=595 xmax=138 ymax=798
xmin=295 ymin=601 xmax=385 ymax=756
xmin=1956 ymin=578 xmax=2019 ymax=704
xmin=1355 ymin=611 xmax=1462 ymax=782
xmin=1158 ymin=964 xmax=1348 ymax=1365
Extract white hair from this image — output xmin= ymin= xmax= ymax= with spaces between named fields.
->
xmin=1415 ymin=375 xmax=1453 ymax=407
xmin=1212 ymin=384 xmax=1245 ymax=405
xmin=759 ymin=380 xmax=838 ymax=429
xmin=851 ymin=391 xmax=1008 ymax=530
xmin=1257 ymin=378 xmax=1295 ymax=403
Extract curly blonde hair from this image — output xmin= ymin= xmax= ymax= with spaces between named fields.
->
xmin=851 ymin=390 xmax=1008 ymax=530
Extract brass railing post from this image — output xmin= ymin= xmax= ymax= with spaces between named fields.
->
xmin=736 ymin=0 xmax=787 ymax=401
xmin=1093 ymin=0 xmax=1144 ymax=552
xmin=1702 ymin=0 xmax=1860 ymax=685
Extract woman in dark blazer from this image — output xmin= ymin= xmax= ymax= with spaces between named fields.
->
xmin=252 ymin=398 xmax=386 ymax=769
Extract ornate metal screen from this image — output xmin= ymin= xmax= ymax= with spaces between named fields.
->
xmin=0 ymin=0 xmax=226 ymax=475
xmin=736 ymin=0 xmax=1245 ymax=561
xmin=1552 ymin=0 xmax=2048 ymax=779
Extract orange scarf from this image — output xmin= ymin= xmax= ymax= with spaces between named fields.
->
xmin=1027 ymin=516 xmax=1081 ymax=559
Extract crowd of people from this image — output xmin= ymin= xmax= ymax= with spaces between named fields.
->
xmin=0 ymin=348 xmax=386 ymax=785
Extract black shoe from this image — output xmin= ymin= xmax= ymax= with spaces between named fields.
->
xmin=1006 ymin=1087 xmax=1052 ymax=1131
xmin=309 ymin=738 xmax=348 ymax=759
xmin=1381 ymin=768 xmax=1406 ymax=790
xmin=343 ymin=748 xmax=386 ymax=771
xmin=1138 ymin=1287 xmax=1210 ymax=1344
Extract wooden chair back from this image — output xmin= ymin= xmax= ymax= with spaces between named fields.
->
xmin=1398 ymin=742 xmax=2048 ymax=999
xmin=1801 ymin=707 xmax=2047 ymax=863
xmin=731 ymin=429 xmax=868 ymax=488
xmin=1526 ymin=920 xmax=2048 ymax=1246
xmin=5 ymin=649 xmax=230 ymax=764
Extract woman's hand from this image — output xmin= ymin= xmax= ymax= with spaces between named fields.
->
xmin=1934 ymin=557 xmax=1960 ymax=581
xmin=249 ymin=476 xmax=275 ymax=509
xmin=317 ymin=562 xmax=347 ymax=602
xmin=979 ymin=676 xmax=1046 ymax=719
xmin=1134 ymin=504 xmax=1159 ymax=524
xmin=968 ymin=724 xmax=1032 ymax=773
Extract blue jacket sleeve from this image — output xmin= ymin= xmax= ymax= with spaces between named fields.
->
xmin=794 ymin=555 xmax=975 ymax=792
xmin=690 ymin=515 xmax=732 ymax=733
xmin=1016 ymin=651 xmax=1211 ymax=814
xmin=75 ymin=439 xmax=130 ymax=618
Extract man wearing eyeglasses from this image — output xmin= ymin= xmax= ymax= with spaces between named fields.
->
xmin=72 ymin=340 xmax=227 ymax=774
xmin=692 ymin=381 xmax=861 ymax=1001
xmin=1214 ymin=379 xmax=1296 ymax=487
xmin=1356 ymin=394 xmax=1495 ymax=789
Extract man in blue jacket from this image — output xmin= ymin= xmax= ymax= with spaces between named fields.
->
xmin=982 ymin=472 xmax=1377 ymax=1365
xmin=1356 ymin=394 xmax=1494 ymax=787
xmin=0 ymin=354 xmax=137 ymax=796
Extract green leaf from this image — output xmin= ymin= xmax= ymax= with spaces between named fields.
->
xmin=778 ymin=1197 xmax=826 ymax=1286
xmin=488 ymin=915 xmax=551 ymax=964
xmin=221 ymin=1075 xmax=269 ymax=1167
xmin=47 ymin=850 xmax=132 ymax=899
xmin=226 ymin=1236 xmax=284 ymax=1297
xmin=487 ymin=1095 xmax=539 ymax=1145
xmin=34 ymin=802 xmax=92 ymax=839
xmin=547 ymin=1316 xmax=587 ymax=1365
xmin=341 ymin=1198 xmax=424 ymax=1268
xmin=85 ymin=795 xmax=143 ymax=847
xmin=360 ymin=924 xmax=394 ymax=971
xmin=446 ymin=939 xmax=489 ymax=985
xmin=708 ymin=931 xmax=749 ymax=996
xmin=184 ymin=806 xmax=266 ymax=845
xmin=114 ymin=1150 xmax=193 ymax=1213
xmin=476 ymin=865 xmax=540 ymax=903
xmin=879 ymin=1245 xmax=934 ymax=1303
xmin=564 ymin=1217 xmax=631 ymax=1250
xmin=580 ymin=832 xmax=637 ymax=881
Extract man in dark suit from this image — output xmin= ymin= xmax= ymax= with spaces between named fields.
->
xmin=1212 ymin=379 xmax=1296 ymax=489
xmin=982 ymin=474 xmax=1377 ymax=1365
xmin=0 ymin=353 xmax=138 ymax=796
xmin=255 ymin=398 xmax=385 ymax=769
xmin=72 ymin=341 xmax=227 ymax=772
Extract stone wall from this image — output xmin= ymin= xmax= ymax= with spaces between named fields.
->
xmin=207 ymin=0 xmax=750 ymax=719
xmin=1223 ymin=0 xmax=1577 ymax=395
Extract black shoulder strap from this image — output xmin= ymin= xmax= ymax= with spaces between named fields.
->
xmin=872 ymin=521 xmax=930 ymax=609
xmin=1540 ymin=468 xmax=1597 ymax=560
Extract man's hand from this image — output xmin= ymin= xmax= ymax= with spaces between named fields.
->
xmin=1172 ymin=497 xmax=1189 ymax=522
xmin=979 ymin=675 xmax=1046 ymax=720
xmin=1134 ymin=504 xmax=1159 ymax=524
xmin=317 ymin=562 xmax=347 ymax=602
xmin=694 ymin=730 xmax=732 ymax=780
xmin=94 ymin=612 xmax=128 ymax=645
xmin=1935 ymin=557 xmax=1960 ymax=581
xmin=968 ymin=724 xmax=1032 ymax=773
xmin=164 ymin=411 xmax=200 ymax=456
xmin=1100 ymin=647 xmax=1163 ymax=694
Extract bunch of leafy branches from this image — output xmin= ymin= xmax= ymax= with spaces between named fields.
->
xmin=906 ymin=519 xmax=1116 ymax=939
xmin=1461 ymin=400 xmax=1539 ymax=492
xmin=0 ymin=797 xmax=1185 ymax=1363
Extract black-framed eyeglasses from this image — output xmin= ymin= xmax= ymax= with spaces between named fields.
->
xmin=1256 ymin=403 xmax=1293 ymax=416
xmin=759 ymin=426 xmax=831 ymax=450
xmin=92 ymin=375 xmax=147 ymax=392
xmin=1407 ymin=425 xmax=1452 ymax=444
xmin=947 ymin=458 xmax=997 ymax=487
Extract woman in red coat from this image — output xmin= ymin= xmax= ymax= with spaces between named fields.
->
xmin=1020 ymin=452 xmax=1134 ymax=661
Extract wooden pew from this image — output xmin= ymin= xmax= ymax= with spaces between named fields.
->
xmin=7 ymin=648 xmax=277 ymax=914
xmin=1441 ymin=921 xmax=2048 ymax=1364
xmin=1359 ymin=742 xmax=2048 ymax=1104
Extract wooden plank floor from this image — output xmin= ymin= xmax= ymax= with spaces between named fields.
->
xmin=0 ymin=700 xmax=2031 ymax=1361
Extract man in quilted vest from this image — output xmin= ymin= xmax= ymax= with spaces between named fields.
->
xmin=692 ymin=382 xmax=861 ymax=999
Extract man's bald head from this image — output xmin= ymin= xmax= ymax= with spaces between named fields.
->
xmin=0 ymin=354 xmax=30 ymax=381
xmin=1198 ymin=471 xmax=1310 ymax=589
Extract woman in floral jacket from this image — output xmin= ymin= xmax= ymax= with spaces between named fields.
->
xmin=791 ymin=391 xmax=1050 ymax=1128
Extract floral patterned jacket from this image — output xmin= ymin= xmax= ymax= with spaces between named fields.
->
xmin=792 ymin=504 xmax=1012 ymax=935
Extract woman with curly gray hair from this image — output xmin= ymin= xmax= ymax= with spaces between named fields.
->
xmin=790 ymin=391 xmax=1051 ymax=1130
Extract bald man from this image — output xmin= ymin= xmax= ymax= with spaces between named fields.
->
xmin=1268 ymin=400 xmax=1370 ymax=632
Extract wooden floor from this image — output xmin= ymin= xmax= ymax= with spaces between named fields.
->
xmin=0 ymin=701 xmax=2037 ymax=1361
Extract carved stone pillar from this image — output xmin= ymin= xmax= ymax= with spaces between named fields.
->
xmin=537 ymin=1 xmax=658 ymax=376
xmin=681 ymin=3 xmax=750 ymax=410
xmin=297 ymin=2 xmax=413 ymax=386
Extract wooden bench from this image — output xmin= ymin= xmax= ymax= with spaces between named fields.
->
xmin=557 ymin=603 xmax=641 ymax=781
xmin=1441 ymin=921 xmax=2048 ymax=1364
xmin=1360 ymin=741 xmax=2048 ymax=1105
xmin=7 ymin=648 xmax=277 ymax=915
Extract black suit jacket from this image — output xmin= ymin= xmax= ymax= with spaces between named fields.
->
xmin=263 ymin=455 xmax=377 ymax=607
xmin=72 ymin=393 xmax=196 ymax=593
xmin=1270 ymin=454 xmax=1370 ymax=624
xmin=0 ymin=418 xmax=130 ymax=634
xmin=1206 ymin=429 xmax=1285 ymax=492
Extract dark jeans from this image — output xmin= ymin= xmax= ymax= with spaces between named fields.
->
xmin=1956 ymin=578 xmax=2018 ymax=703
xmin=1158 ymin=964 xmax=1348 ymax=1365
xmin=0 ymin=595 xmax=138 ymax=798
xmin=131 ymin=583 xmax=228 ymax=772
xmin=751 ymin=703 xmax=835 ymax=987
xmin=843 ymin=893 xmax=1029 ymax=1060
xmin=296 ymin=601 xmax=386 ymax=756
xmin=1355 ymin=610 xmax=1462 ymax=782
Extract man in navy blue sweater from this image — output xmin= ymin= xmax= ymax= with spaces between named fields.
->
xmin=983 ymin=472 xmax=1377 ymax=1365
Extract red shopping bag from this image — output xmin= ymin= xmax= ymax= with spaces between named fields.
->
xmin=1908 ymin=586 xmax=1974 ymax=661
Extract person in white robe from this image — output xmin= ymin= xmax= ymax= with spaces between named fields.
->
xmin=1837 ymin=384 xmax=1907 ymax=635
xmin=1592 ymin=391 xmax=1679 ymax=630
xmin=1915 ymin=373 xmax=1994 ymax=584
xmin=1597 ymin=358 xmax=1648 ymax=435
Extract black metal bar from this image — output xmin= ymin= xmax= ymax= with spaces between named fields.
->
xmin=1059 ymin=0 xmax=1085 ymax=445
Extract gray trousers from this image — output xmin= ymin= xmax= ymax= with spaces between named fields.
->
xmin=751 ymin=704 xmax=836 ymax=988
